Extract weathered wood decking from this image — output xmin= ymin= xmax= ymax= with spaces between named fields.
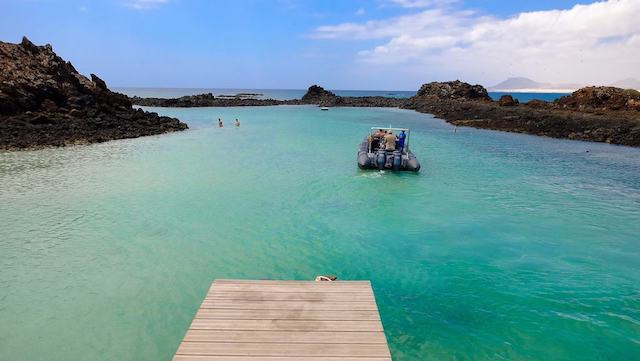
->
xmin=173 ymin=279 xmax=392 ymax=360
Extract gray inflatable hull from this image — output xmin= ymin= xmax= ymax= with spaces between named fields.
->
xmin=357 ymin=140 xmax=420 ymax=172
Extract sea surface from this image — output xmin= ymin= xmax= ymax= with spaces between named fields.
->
xmin=1 ymin=104 xmax=639 ymax=360
xmin=115 ymin=87 xmax=569 ymax=102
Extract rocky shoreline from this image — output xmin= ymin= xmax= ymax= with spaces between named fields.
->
xmin=2 ymin=37 xmax=639 ymax=150
xmin=131 ymin=81 xmax=640 ymax=147
xmin=0 ymin=38 xmax=187 ymax=151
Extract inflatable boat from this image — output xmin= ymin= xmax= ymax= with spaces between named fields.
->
xmin=357 ymin=127 xmax=421 ymax=172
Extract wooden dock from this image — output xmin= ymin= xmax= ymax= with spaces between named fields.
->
xmin=173 ymin=279 xmax=392 ymax=360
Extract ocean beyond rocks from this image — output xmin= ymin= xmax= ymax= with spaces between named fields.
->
xmin=0 ymin=37 xmax=188 ymax=150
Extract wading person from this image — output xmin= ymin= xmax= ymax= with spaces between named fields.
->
xmin=234 ymin=118 xmax=240 ymax=127
xmin=218 ymin=118 xmax=224 ymax=128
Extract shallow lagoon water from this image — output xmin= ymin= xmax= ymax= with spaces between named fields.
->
xmin=1 ymin=105 xmax=639 ymax=360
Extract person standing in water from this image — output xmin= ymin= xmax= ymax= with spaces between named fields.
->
xmin=234 ymin=118 xmax=240 ymax=127
xmin=218 ymin=118 xmax=224 ymax=128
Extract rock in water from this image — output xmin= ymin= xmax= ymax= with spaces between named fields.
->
xmin=0 ymin=36 xmax=187 ymax=150
xmin=415 ymin=80 xmax=491 ymax=101
xmin=498 ymin=95 xmax=519 ymax=106
xmin=301 ymin=85 xmax=337 ymax=102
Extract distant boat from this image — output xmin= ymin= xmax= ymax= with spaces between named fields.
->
xmin=320 ymin=107 xmax=329 ymax=111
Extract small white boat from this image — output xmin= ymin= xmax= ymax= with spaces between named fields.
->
xmin=320 ymin=107 xmax=329 ymax=111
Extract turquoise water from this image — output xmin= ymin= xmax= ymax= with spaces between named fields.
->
xmin=115 ymin=87 xmax=569 ymax=102
xmin=488 ymin=91 xmax=569 ymax=102
xmin=1 ymin=105 xmax=639 ymax=360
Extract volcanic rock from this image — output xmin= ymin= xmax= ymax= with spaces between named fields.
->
xmin=498 ymin=95 xmax=519 ymax=106
xmin=0 ymin=37 xmax=187 ymax=150
xmin=301 ymin=85 xmax=337 ymax=102
xmin=415 ymin=80 xmax=491 ymax=101
xmin=556 ymin=86 xmax=640 ymax=111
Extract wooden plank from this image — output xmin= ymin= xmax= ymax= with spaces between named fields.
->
xmin=205 ymin=291 xmax=374 ymax=302
xmin=172 ymin=280 xmax=391 ymax=360
xmin=183 ymin=330 xmax=387 ymax=344
xmin=200 ymin=299 xmax=379 ymax=311
xmin=175 ymin=342 xmax=391 ymax=357
xmin=195 ymin=309 xmax=381 ymax=321
xmin=189 ymin=319 xmax=383 ymax=332
xmin=174 ymin=357 xmax=391 ymax=361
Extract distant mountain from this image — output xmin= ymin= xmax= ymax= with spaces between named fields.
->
xmin=489 ymin=77 xmax=583 ymax=92
xmin=490 ymin=77 xmax=544 ymax=90
xmin=611 ymin=78 xmax=640 ymax=90
xmin=490 ymin=77 xmax=640 ymax=92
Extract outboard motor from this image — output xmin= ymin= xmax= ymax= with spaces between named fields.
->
xmin=392 ymin=150 xmax=402 ymax=170
xmin=376 ymin=149 xmax=386 ymax=170
xmin=385 ymin=152 xmax=395 ymax=169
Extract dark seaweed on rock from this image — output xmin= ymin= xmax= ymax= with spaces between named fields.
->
xmin=0 ymin=37 xmax=187 ymax=150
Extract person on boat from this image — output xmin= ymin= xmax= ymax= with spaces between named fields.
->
xmin=234 ymin=118 xmax=240 ymax=127
xmin=375 ymin=129 xmax=386 ymax=138
xmin=218 ymin=118 xmax=224 ymax=128
xmin=397 ymin=130 xmax=406 ymax=151
xmin=384 ymin=131 xmax=396 ymax=151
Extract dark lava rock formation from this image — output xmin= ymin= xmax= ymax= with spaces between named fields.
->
xmin=416 ymin=80 xmax=491 ymax=101
xmin=498 ymin=95 xmax=519 ymax=106
xmin=131 ymin=93 xmax=283 ymax=107
xmin=555 ymin=86 xmax=640 ymax=111
xmin=404 ymin=83 xmax=640 ymax=146
xmin=0 ymin=37 xmax=187 ymax=150
xmin=128 ymin=80 xmax=640 ymax=147
xmin=301 ymin=85 xmax=336 ymax=102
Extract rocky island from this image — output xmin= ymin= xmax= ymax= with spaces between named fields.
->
xmin=0 ymin=37 xmax=187 ymax=150
xmin=131 ymin=81 xmax=640 ymax=147
xmin=404 ymin=82 xmax=640 ymax=147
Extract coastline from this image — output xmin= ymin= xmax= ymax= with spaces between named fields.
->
xmin=129 ymin=83 xmax=640 ymax=147
xmin=0 ymin=38 xmax=188 ymax=151
xmin=2 ymin=37 xmax=639 ymax=150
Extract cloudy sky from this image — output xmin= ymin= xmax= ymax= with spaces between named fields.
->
xmin=2 ymin=0 xmax=638 ymax=90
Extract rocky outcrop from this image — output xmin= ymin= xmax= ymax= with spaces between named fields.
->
xmin=403 ymin=82 xmax=640 ymax=147
xmin=0 ymin=37 xmax=187 ymax=150
xmin=301 ymin=85 xmax=336 ymax=102
xmin=415 ymin=80 xmax=491 ymax=101
xmin=498 ymin=95 xmax=519 ymax=106
xmin=127 ymin=80 xmax=640 ymax=147
xmin=131 ymin=93 xmax=284 ymax=107
xmin=555 ymin=86 xmax=640 ymax=111
xmin=130 ymin=85 xmax=407 ymax=108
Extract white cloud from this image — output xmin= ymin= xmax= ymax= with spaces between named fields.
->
xmin=355 ymin=8 xmax=366 ymax=16
xmin=124 ymin=0 xmax=168 ymax=10
xmin=312 ymin=0 xmax=640 ymax=85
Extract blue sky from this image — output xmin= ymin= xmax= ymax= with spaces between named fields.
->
xmin=2 ymin=0 xmax=637 ymax=90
